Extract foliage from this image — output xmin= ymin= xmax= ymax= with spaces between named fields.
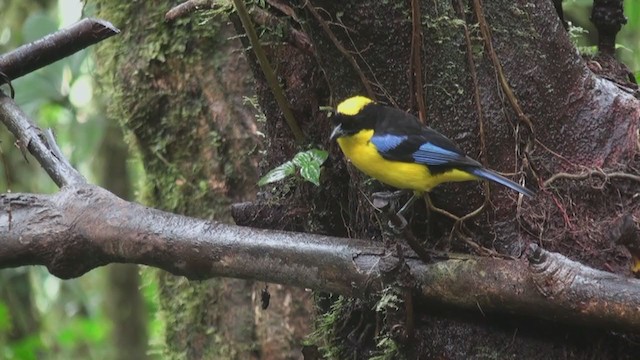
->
xmin=370 ymin=286 xmax=403 ymax=360
xmin=306 ymin=296 xmax=350 ymax=359
xmin=374 ymin=286 xmax=402 ymax=313
xmin=370 ymin=336 xmax=401 ymax=360
xmin=258 ymin=149 xmax=329 ymax=186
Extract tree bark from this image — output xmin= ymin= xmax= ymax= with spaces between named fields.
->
xmin=235 ymin=0 xmax=640 ymax=357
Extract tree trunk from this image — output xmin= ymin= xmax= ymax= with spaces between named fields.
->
xmin=235 ymin=0 xmax=639 ymax=358
xmin=94 ymin=1 xmax=312 ymax=358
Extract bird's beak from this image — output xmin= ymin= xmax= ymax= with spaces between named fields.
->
xmin=330 ymin=124 xmax=344 ymax=141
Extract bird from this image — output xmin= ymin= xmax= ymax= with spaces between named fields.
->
xmin=330 ymin=95 xmax=535 ymax=221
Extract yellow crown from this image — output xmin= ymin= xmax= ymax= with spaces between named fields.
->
xmin=336 ymin=96 xmax=374 ymax=116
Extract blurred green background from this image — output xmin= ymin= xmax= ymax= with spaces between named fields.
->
xmin=0 ymin=0 xmax=637 ymax=358
xmin=0 ymin=1 xmax=157 ymax=359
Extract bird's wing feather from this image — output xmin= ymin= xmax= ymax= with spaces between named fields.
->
xmin=371 ymin=127 xmax=480 ymax=168
xmin=369 ymin=133 xmax=408 ymax=153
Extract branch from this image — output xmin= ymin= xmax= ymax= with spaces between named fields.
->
xmin=0 ymin=18 xmax=119 ymax=83
xmin=0 ymin=185 xmax=639 ymax=332
xmin=0 ymin=93 xmax=86 ymax=187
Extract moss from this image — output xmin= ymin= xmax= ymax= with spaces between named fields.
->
xmin=94 ymin=1 xmax=257 ymax=358
xmin=306 ymin=296 xmax=350 ymax=359
xmin=422 ymin=4 xmax=470 ymax=115
xmin=306 ymin=284 xmax=407 ymax=360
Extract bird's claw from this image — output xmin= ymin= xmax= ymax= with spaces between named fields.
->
xmin=372 ymin=190 xmax=406 ymax=210
xmin=388 ymin=213 xmax=408 ymax=233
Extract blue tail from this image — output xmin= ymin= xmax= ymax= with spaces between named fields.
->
xmin=469 ymin=168 xmax=535 ymax=198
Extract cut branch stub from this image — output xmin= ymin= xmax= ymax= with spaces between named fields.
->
xmin=0 ymin=18 xmax=119 ymax=83
xmin=591 ymin=0 xmax=627 ymax=55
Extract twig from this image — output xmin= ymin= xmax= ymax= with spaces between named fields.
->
xmin=232 ymin=0 xmax=305 ymax=143
xmin=0 ymin=142 xmax=11 ymax=192
xmin=0 ymin=18 xmax=119 ymax=83
xmin=543 ymin=169 xmax=640 ymax=188
xmin=249 ymin=6 xmax=314 ymax=55
xmin=165 ymin=0 xmax=220 ymax=22
xmin=0 ymin=93 xmax=86 ymax=187
xmin=0 ymin=72 xmax=14 ymax=99
xmin=304 ymin=0 xmax=376 ymax=99
xmin=426 ymin=194 xmax=460 ymax=222
xmin=335 ymin=18 xmax=397 ymax=107
xmin=454 ymin=0 xmax=491 ymax=201
xmin=471 ymin=0 xmax=534 ymax=133
xmin=409 ymin=0 xmax=426 ymax=123
xmin=266 ymin=0 xmax=300 ymax=22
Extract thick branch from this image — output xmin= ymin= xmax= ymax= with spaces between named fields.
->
xmin=0 ymin=18 xmax=119 ymax=83
xmin=1 ymin=185 xmax=639 ymax=332
xmin=0 ymin=93 xmax=86 ymax=187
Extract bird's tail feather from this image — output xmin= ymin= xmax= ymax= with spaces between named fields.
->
xmin=469 ymin=168 xmax=535 ymax=197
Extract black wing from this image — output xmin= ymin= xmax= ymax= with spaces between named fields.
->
xmin=366 ymin=105 xmax=481 ymax=172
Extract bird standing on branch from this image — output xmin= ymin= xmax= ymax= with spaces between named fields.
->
xmin=330 ymin=96 xmax=534 ymax=224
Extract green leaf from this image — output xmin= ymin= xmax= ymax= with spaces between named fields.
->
xmin=293 ymin=149 xmax=328 ymax=167
xmin=258 ymin=161 xmax=296 ymax=186
xmin=299 ymin=162 xmax=321 ymax=186
xmin=292 ymin=149 xmax=328 ymax=186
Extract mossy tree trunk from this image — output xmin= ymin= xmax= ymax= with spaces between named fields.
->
xmin=234 ymin=0 xmax=639 ymax=358
xmin=94 ymin=1 xmax=312 ymax=358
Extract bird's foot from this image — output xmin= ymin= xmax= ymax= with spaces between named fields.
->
xmin=387 ymin=213 xmax=408 ymax=233
xmin=372 ymin=190 xmax=407 ymax=210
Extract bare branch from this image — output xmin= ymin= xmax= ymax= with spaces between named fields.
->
xmin=1 ymin=185 xmax=639 ymax=332
xmin=0 ymin=18 xmax=119 ymax=83
xmin=0 ymin=93 xmax=86 ymax=187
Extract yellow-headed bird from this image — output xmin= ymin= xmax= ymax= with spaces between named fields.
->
xmin=330 ymin=96 xmax=534 ymax=216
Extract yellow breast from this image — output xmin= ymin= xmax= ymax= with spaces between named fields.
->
xmin=336 ymin=130 xmax=477 ymax=192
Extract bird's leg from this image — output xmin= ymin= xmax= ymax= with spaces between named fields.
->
xmin=372 ymin=190 xmax=408 ymax=210
xmin=397 ymin=192 xmax=420 ymax=217
xmin=388 ymin=192 xmax=422 ymax=231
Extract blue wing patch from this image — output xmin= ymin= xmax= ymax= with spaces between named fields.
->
xmin=370 ymin=134 xmax=408 ymax=153
xmin=412 ymin=143 xmax=463 ymax=165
